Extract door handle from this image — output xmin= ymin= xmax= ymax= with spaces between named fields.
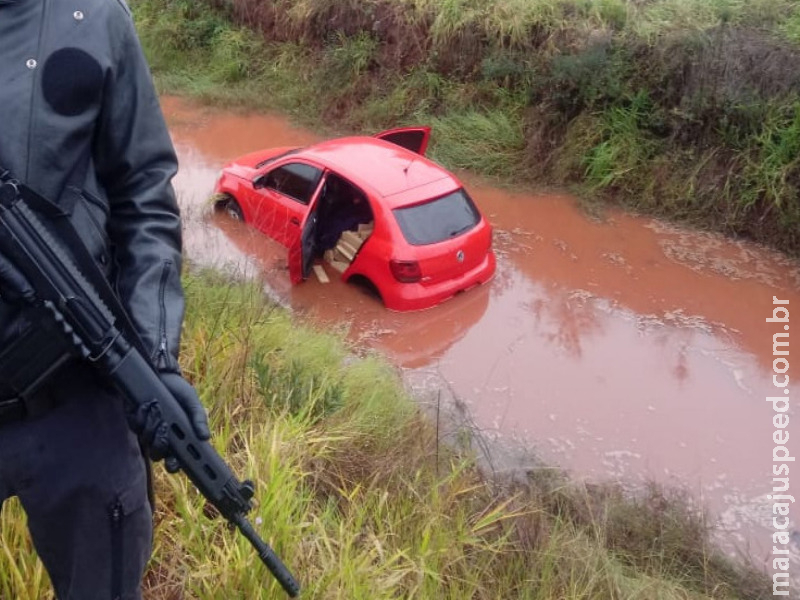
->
xmin=290 ymin=217 xmax=300 ymax=226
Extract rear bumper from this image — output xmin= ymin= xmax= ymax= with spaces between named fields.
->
xmin=383 ymin=251 xmax=496 ymax=311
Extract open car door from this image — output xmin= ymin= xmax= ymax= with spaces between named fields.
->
xmin=288 ymin=176 xmax=325 ymax=284
xmin=374 ymin=126 xmax=431 ymax=156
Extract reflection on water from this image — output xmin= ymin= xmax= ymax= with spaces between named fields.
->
xmin=163 ymin=95 xmax=800 ymax=571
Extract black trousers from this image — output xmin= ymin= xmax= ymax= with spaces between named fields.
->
xmin=0 ymin=366 xmax=152 ymax=600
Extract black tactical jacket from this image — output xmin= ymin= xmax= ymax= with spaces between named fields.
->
xmin=0 ymin=0 xmax=183 ymax=371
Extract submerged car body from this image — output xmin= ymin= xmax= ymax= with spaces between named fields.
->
xmin=213 ymin=127 xmax=496 ymax=311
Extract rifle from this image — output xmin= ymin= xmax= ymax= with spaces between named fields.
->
xmin=0 ymin=173 xmax=300 ymax=597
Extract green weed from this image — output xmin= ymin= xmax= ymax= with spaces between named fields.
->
xmin=324 ymin=31 xmax=379 ymax=84
xmin=583 ymin=91 xmax=660 ymax=192
xmin=548 ymin=42 xmax=629 ymax=114
xmin=740 ymin=102 xmax=800 ymax=215
xmin=783 ymin=4 xmax=800 ymax=45
xmin=429 ymin=109 xmax=527 ymax=179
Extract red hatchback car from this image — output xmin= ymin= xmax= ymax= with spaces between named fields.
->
xmin=212 ymin=127 xmax=496 ymax=311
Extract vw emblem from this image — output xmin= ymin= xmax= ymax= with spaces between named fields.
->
xmin=456 ymin=250 xmax=465 ymax=263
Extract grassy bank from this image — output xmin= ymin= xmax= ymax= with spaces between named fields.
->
xmin=133 ymin=0 xmax=800 ymax=255
xmin=0 ymin=271 xmax=771 ymax=598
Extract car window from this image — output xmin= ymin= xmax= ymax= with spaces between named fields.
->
xmin=392 ymin=189 xmax=480 ymax=246
xmin=265 ymin=162 xmax=323 ymax=205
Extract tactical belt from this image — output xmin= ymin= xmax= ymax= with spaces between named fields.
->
xmin=0 ymin=395 xmax=53 ymax=425
xmin=0 ymin=307 xmax=73 ymax=426
xmin=0 ymin=381 xmax=61 ymax=426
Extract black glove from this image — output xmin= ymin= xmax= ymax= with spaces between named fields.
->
xmin=127 ymin=371 xmax=211 ymax=473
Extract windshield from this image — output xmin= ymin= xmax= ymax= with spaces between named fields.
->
xmin=392 ymin=189 xmax=480 ymax=246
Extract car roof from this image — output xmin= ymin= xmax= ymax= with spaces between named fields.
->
xmin=298 ymin=137 xmax=456 ymax=206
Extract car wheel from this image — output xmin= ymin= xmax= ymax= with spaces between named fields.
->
xmin=216 ymin=195 xmax=244 ymax=221
xmin=348 ymin=275 xmax=383 ymax=304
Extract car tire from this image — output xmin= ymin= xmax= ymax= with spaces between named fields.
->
xmin=216 ymin=195 xmax=244 ymax=222
xmin=348 ymin=274 xmax=383 ymax=304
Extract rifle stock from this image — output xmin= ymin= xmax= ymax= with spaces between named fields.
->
xmin=0 ymin=176 xmax=300 ymax=597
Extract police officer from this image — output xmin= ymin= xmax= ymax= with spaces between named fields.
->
xmin=0 ymin=0 xmax=209 ymax=598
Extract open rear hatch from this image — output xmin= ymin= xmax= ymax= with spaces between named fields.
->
xmin=374 ymin=126 xmax=431 ymax=155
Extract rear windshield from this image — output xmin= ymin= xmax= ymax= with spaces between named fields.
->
xmin=392 ymin=189 xmax=480 ymax=246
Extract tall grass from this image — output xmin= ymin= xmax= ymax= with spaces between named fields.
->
xmin=0 ymin=271 xmax=770 ymax=598
xmin=784 ymin=4 xmax=800 ymax=44
xmin=428 ymin=109 xmax=527 ymax=179
xmin=580 ymin=91 xmax=663 ymax=197
xmin=0 ymin=499 xmax=50 ymax=600
xmin=742 ymin=103 xmax=800 ymax=210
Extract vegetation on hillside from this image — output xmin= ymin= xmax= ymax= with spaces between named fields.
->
xmin=0 ymin=271 xmax=772 ymax=598
xmin=134 ymin=0 xmax=800 ymax=254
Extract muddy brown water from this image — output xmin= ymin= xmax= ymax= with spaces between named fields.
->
xmin=163 ymin=96 xmax=800 ymax=571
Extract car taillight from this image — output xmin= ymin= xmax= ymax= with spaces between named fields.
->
xmin=390 ymin=259 xmax=421 ymax=283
